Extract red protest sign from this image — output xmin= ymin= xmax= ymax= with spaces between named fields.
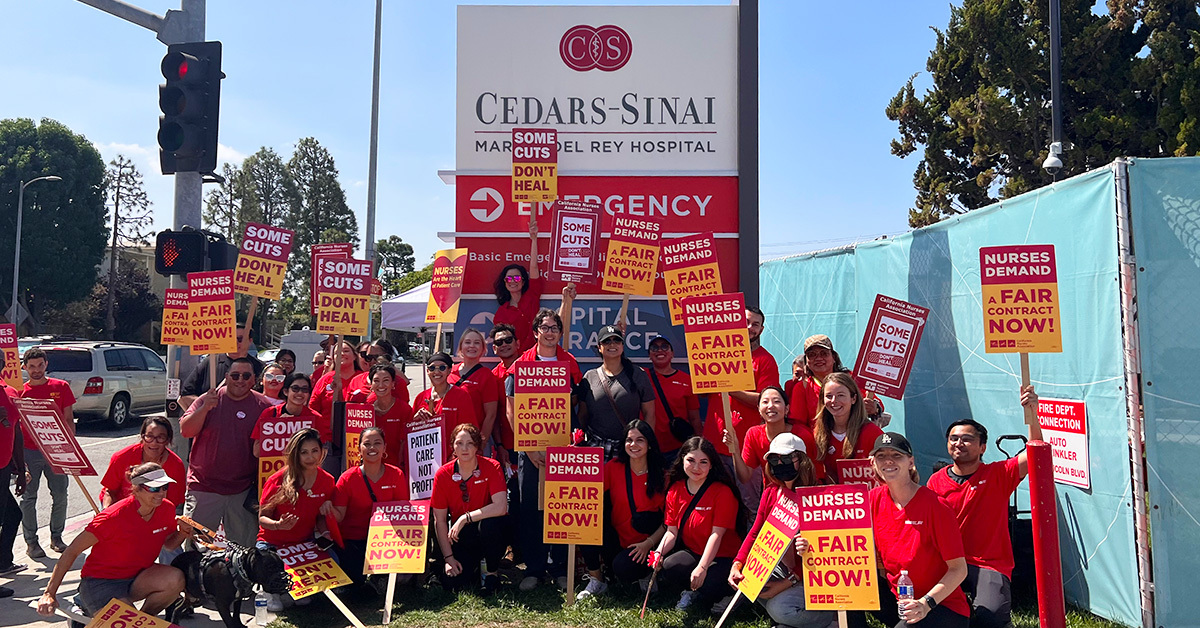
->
xmin=0 ymin=324 xmax=20 ymax=389
xmin=310 ymin=243 xmax=354 ymax=316
xmin=549 ymin=199 xmax=601 ymax=285
xmin=315 ymin=257 xmax=373 ymax=336
xmin=512 ymin=127 xmax=558 ymax=203
xmin=833 ymin=459 xmax=880 ymax=488
xmin=14 ymin=398 xmax=96 ymax=475
xmin=235 ymin=223 xmax=294 ymax=300
xmin=344 ymin=403 xmax=374 ymax=471
xmin=851 ymin=295 xmax=929 ymax=399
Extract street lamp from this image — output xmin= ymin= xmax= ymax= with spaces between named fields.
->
xmin=11 ymin=175 xmax=63 ymax=324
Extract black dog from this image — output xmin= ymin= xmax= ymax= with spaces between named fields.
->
xmin=166 ymin=545 xmax=292 ymax=628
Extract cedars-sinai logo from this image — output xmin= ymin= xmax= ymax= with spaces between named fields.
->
xmin=559 ymin=25 xmax=632 ymax=72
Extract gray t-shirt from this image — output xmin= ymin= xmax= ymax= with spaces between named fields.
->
xmin=579 ymin=365 xmax=655 ymax=442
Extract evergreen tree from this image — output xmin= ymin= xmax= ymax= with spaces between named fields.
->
xmin=377 ymin=235 xmax=416 ymax=297
xmin=203 ymin=162 xmax=243 ymax=242
xmin=103 ymin=155 xmax=153 ymax=338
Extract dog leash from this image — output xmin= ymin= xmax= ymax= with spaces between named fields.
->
xmin=176 ymin=515 xmax=226 ymax=552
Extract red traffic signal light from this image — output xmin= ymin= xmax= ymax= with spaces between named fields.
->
xmin=158 ymin=41 xmax=223 ymax=175
xmin=155 ymin=230 xmax=208 ymax=276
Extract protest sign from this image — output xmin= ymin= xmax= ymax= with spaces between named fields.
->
xmin=0 ymin=324 xmax=20 ymax=389
xmin=549 ymin=199 xmax=601 ymax=284
xmin=256 ymin=414 xmax=314 ymax=495
xmin=425 ymin=248 xmax=469 ymax=324
xmin=737 ymin=489 xmax=802 ymax=602
xmin=86 ymin=598 xmax=179 ymax=628
xmin=1037 ymin=397 xmax=1090 ymax=489
xmin=310 ymin=242 xmax=354 ymax=315
xmin=544 ymin=446 xmax=603 ymax=545
xmin=682 ymin=292 xmax=754 ymax=393
xmin=405 ymin=412 xmax=444 ymax=500
xmin=980 ymin=244 xmax=1062 ymax=353
xmin=315 ymin=257 xmax=372 ymax=336
xmin=345 ymin=403 xmax=374 ymax=471
xmin=234 ymin=222 xmax=294 ymax=300
xmin=852 ymin=295 xmax=929 ymax=399
xmin=662 ymin=232 xmax=723 ymax=326
xmin=365 ymin=501 xmax=430 ymax=574
xmin=512 ymin=127 xmax=558 ymax=203
xmin=159 ymin=289 xmax=189 ymax=346
xmin=512 ymin=362 xmax=571 ymax=451
xmin=187 ymin=270 xmax=236 ymax=354
xmin=370 ymin=278 xmax=383 ymax=313
xmin=14 ymin=398 xmax=96 ymax=476
xmin=833 ymin=459 xmax=879 ymax=488
xmin=601 ymin=216 xmax=662 ymax=297
xmin=796 ymin=484 xmax=880 ymax=611
xmin=278 ymin=540 xmax=353 ymax=599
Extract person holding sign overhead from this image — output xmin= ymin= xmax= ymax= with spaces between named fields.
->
xmin=431 ymin=423 xmax=507 ymax=594
xmin=813 ymin=373 xmax=884 ymax=484
xmin=492 ymin=218 xmax=543 ymax=353
xmin=729 ymin=433 xmax=832 ymax=628
xmin=332 ymin=426 xmax=409 ymax=586
xmin=724 ymin=385 xmax=824 ymax=488
xmin=100 ymin=417 xmax=185 ymax=510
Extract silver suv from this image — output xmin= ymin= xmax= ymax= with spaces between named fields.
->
xmin=32 ymin=342 xmax=166 ymax=428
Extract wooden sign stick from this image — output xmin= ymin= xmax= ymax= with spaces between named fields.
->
xmin=838 ymin=610 xmax=849 ymax=628
xmin=565 ymin=543 xmax=576 ymax=607
xmin=720 ymin=392 xmax=735 ymax=445
xmin=713 ymin=590 xmax=743 ymax=628
xmin=382 ymin=573 xmax=397 ymax=624
xmin=1020 ymin=353 xmax=1037 ymax=428
xmin=244 ymin=296 xmax=258 ymax=339
xmin=434 ymin=322 xmax=444 ymax=353
xmin=323 ymin=589 xmax=367 ymax=628
xmin=617 ymin=294 xmax=630 ymax=328
xmin=73 ymin=476 xmax=100 ymax=514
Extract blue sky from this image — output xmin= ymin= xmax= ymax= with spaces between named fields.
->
xmin=0 ymin=0 xmax=950 ymax=264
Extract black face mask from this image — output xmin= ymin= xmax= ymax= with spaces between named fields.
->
xmin=770 ymin=459 xmax=799 ymax=482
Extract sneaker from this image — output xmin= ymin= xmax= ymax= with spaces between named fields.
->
xmin=519 ymin=576 xmax=540 ymax=592
xmin=575 ymin=575 xmax=608 ymax=600
xmin=26 ymin=542 xmax=46 ymax=559
xmin=554 ymin=576 xmax=568 ymax=591
xmin=50 ymin=538 xmax=68 ymax=553
xmin=675 ymin=589 xmax=697 ymax=610
xmin=637 ymin=575 xmax=658 ymax=594
xmin=711 ymin=595 xmax=733 ymax=615
xmin=480 ymin=574 xmax=500 ymax=596
xmin=266 ymin=594 xmax=284 ymax=612
xmin=0 ymin=563 xmax=27 ymax=577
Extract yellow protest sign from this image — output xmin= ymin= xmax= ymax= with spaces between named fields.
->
xmin=344 ymin=403 xmax=373 ymax=472
xmin=234 ymin=223 xmax=294 ymax=300
xmin=602 ymin=216 xmax=661 ymax=296
xmin=512 ymin=362 xmax=570 ymax=451
xmin=425 ymin=248 xmax=468 ymax=324
xmin=0 ymin=324 xmax=20 ymax=389
xmin=796 ymin=485 xmax=880 ymax=611
xmin=738 ymin=490 xmax=802 ymax=602
xmin=315 ymin=257 xmax=372 ymax=336
xmin=543 ymin=447 xmax=603 ymax=545
xmin=85 ymin=598 xmax=177 ymax=628
xmin=278 ymin=540 xmax=353 ymax=599
xmin=187 ymin=271 xmax=237 ymax=354
xmin=365 ymin=501 xmax=430 ymax=574
xmin=511 ymin=127 xmax=558 ymax=203
xmin=159 ymin=289 xmax=189 ymax=346
xmin=662 ymin=232 xmax=722 ymax=326
xmin=256 ymin=413 xmax=313 ymax=495
xmin=980 ymin=244 xmax=1062 ymax=353
xmin=682 ymin=292 xmax=755 ymax=393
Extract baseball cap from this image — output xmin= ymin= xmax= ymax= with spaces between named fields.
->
xmin=648 ymin=336 xmax=673 ymax=349
xmin=870 ymin=432 xmax=914 ymax=457
xmin=804 ymin=334 xmax=834 ymax=353
xmin=767 ymin=433 xmax=808 ymax=457
xmin=597 ymin=325 xmax=623 ymax=343
xmin=130 ymin=467 xmax=176 ymax=488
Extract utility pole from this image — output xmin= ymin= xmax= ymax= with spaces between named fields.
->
xmin=364 ymin=0 xmax=383 ymax=337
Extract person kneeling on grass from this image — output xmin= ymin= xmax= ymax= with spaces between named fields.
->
xmin=431 ymin=423 xmax=507 ymax=595
xmin=37 ymin=463 xmax=191 ymax=618
xmin=331 ymin=426 xmax=409 ymax=592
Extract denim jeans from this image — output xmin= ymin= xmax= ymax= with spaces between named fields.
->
xmin=20 ymin=447 xmax=68 ymax=543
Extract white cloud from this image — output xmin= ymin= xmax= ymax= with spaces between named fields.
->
xmin=217 ymin=143 xmax=247 ymax=165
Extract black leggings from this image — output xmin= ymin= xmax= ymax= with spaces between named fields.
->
xmin=657 ymin=549 xmax=733 ymax=606
xmin=441 ymin=517 xmax=505 ymax=591
xmin=580 ymin=536 xmax=653 ymax=584
xmin=336 ymin=539 xmax=370 ymax=585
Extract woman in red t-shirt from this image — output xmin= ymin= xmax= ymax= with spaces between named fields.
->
xmin=254 ymin=372 xmax=327 ymax=455
xmin=577 ymin=420 xmax=667 ymax=600
xmin=449 ymin=329 xmax=500 ymax=448
xmin=491 ymin=218 xmax=543 ymax=353
xmin=649 ymin=437 xmax=744 ymax=612
xmin=365 ymin=362 xmax=413 ymax=466
xmin=100 ymin=417 xmax=185 ymax=509
xmin=431 ymin=424 xmax=507 ymax=595
xmin=310 ymin=341 xmax=362 ymax=474
xmin=813 ymin=373 xmax=885 ymax=484
xmin=413 ymin=353 xmax=479 ymax=442
xmin=37 ymin=463 xmax=188 ymax=618
xmin=725 ymin=385 xmax=824 ymax=491
xmin=332 ymin=426 xmax=409 ymax=585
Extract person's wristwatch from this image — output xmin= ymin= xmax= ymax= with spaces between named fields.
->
xmin=922 ymin=594 xmax=938 ymax=610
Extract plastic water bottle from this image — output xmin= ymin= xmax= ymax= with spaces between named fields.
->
xmin=254 ymin=591 xmax=268 ymax=625
xmin=897 ymin=570 xmax=915 ymax=619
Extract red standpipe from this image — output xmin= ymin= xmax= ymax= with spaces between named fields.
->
xmin=1027 ymin=440 xmax=1066 ymax=628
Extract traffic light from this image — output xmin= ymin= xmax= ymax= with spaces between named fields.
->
xmin=154 ymin=228 xmax=238 ymax=276
xmin=158 ymin=41 xmax=223 ymax=175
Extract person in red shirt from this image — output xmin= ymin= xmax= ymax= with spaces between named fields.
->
xmin=431 ymin=424 xmax=507 ymax=595
xmin=782 ymin=354 xmax=806 ymax=400
xmin=866 ymin=432 xmax=970 ymax=627
xmin=644 ymin=336 xmax=701 ymax=461
xmin=813 ymin=373 xmax=885 ymax=484
xmin=491 ymin=217 xmax=543 ymax=353
xmin=729 ymin=433 xmax=832 ymax=628
xmin=449 ymin=329 xmax=500 ymax=450
xmin=310 ymin=340 xmax=362 ymax=474
xmin=414 ymin=352 xmax=479 ymax=435
xmin=0 ymin=362 xmax=27 ymax=591
xmin=577 ymin=420 xmax=668 ymax=600
xmin=19 ymin=347 xmax=77 ymax=557
xmin=332 ymin=426 xmax=409 ymax=586
xmin=259 ymin=363 xmax=288 ymax=402
xmin=258 ymin=429 xmax=335 ymax=611
xmin=926 ymin=386 xmax=1040 ymax=628
xmin=788 ymin=335 xmax=883 ymax=429
xmin=356 ymin=362 xmax=411 ymax=468
xmin=100 ymin=417 xmax=185 ymax=509
xmin=36 ymin=463 xmax=189 ymax=618
xmin=310 ymin=349 xmax=327 ymax=381
xmin=649 ymin=437 xmax=745 ymax=613
xmin=347 ymin=339 xmax=410 ymax=406
xmin=255 ymin=372 xmax=326 ymax=455
xmin=488 ymin=324 xmax=520 ymax=466
xmin=725 ymin=385 xmax=824 ymax=492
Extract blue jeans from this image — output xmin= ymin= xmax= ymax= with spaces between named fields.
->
xmin=21 ymin=447 xmax=68 ymax=543
xmin=518 ymin=452 xmax=566 ymax=578
xmin=760 ymin=578 xmax=836 ymax=628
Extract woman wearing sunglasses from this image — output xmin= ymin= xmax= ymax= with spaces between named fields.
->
xmin=431 ymin=423 xmax=507 ymax=594
xmin=412 ymin=353 xmax=479 ymax=460
xmin=99 ymin=417 xmax=185 ymax=510
xmin=332 ymin=426 xmax=409 ymax=586
xmin=259 ymin=363 xmax=288 ymax=401
xmin=254 ymin=372 xmax=329 ymax=467
xmin=491 ymin=217 xmax=543 ymax=353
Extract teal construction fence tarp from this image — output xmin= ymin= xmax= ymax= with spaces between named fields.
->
xmin=759 ymin=166 xmax=1140 ymax=626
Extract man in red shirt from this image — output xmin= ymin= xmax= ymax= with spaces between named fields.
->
xmin=19 ymin=348 xmax=76 ymax=557
xmin=926 ymin=385 xmax=1040 ymax=628
xmin=643 ymin=336 xmax=700 ymax=461
xmin=0 ymin=350 xmax=28 ymax=594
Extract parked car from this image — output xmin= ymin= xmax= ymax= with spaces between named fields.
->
xmin=32 ymin=341 xmax=166 ymax=428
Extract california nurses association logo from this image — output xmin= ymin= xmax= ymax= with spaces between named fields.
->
xmin=559 ymin=25 xmax=632 ymax=72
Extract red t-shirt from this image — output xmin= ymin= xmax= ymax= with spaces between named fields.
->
xmin=740 ymin=423 xmax=825 ymax=482
xmin=788 ymin=374 xmax=883 ymax=429
xmin=737 ymin=484 xmax=803 ymax=564
xmin=430 ymin=456 xmax=506 ymax=521
xmin=664 ymin=480 xmax=742 ymax=558
xmin=821 ymin=422 xmax=885 ymax=483
xmin=0 ymin=384 xmax=19 ymax=469
xmin=253 ymin=404 xmax=324 ymax=453
xmin=333 ymin=464 xmax=409 ymax=540
xmin=412 ymin=386 xmax=479 ymax=433
xmin=372 ymin=398 xmax=415 ymax=466
xmin=492 ymin=276 xmax=544 ymax=353
xmin=20 ymin=378 xmax=76 ymax=450
xmin=605 ymin=459 xmax=665 ymax=547
xmin=869 ymin=485 xmax=971 ymax=617
xmin=348 ymin=370 xmax=410 ymax=407
xmin=449 ymin=362 xmax=500 ymax=434
xmin=258 ymin=467 xmax=337 ymax=545
xmin=703 ymin=346 xmax=780 ymax=457
xmin=492 ymin=361 xmax=515 ymax=451
xmin=309 ymin=370 xmax=358 ymax=421
xmin=926 ymin=458 xmax=1023 ymax=577
xmin=643 ymin=368 xmax=700 ymax=452
xmin=100 ymin=442 xmax=186 ymax=507
xmin=82 ymin=496 xmax=177 ymax=579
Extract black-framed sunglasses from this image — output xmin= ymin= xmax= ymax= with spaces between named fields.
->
xmin=766 ymin=453 xmax=798 ymax=466
xmin=427 ymin=364 xmax=449 ymax=372
xmin=139 ymin=484 xmax=168 ymax=493
xmin=227 ymin=372 xmax=253 ymax=381
xmin=312 ymin=360 xmax=323 ymax=365
xmin=459 ymin=479 xmax=471 ymax=503
xmin=289 ymin=385 xmax=312 ymax=394
xmin=492 ymin=336 xmax=516 ymax=346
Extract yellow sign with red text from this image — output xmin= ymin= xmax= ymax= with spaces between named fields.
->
xmin=315 ymin=257 xmax=372 ymax=336
xmin=602 ymin=216 xmax=661 ymax=297
xmin=512 ymin=362 xmax=571 ymax=451
xmin=159 ymin=289 xmax=189 ymax=346
xmin=85 ymin=598 xmax=178 ymax=628
xmin=543 ymin=447 xmax=603 ymax=545
xmin=682 ymin=293 xmax=754 ymax=393
xmin=796 ymin=485 xmax=880 ymax=611
xmin=738 ymin=490 xmax=802 ymax=602
xmin=662 ymin=233 xmax=723 ymax=326
xmin=512 ymin=128 xmax=558 ymax=203
xmin=234 ymin=223 xmax=294 ymax=300
xmin=425 ymin=248 xmax=468 ymax=324
xmin=0 ymin=324 xmax=21 ymax=389
xmin=980 ymin=245 xmax=1062 ymax=353
xmin=365 ymin=501 xmax=430 ymax=574
xmin=278 ymin=541 xmax=352 ymax=599
xmin=344 ymin=404 xmax=373 ymax=472
xmin=187 ymin=271 xmax=237 ymax=354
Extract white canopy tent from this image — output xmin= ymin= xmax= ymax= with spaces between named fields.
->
xmin=379 ymin=282 xmax=451 ymax=332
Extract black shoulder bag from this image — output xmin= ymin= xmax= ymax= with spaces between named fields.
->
xmin=677 ymin=478 xmax=713 ymax=537
xmin=650 ymin=370 xmax=695 ymax=442
xmin=452 ymin=364 xmax=484 ymax=387
xmin=626 ymin=463 xmax=664 ymax=535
